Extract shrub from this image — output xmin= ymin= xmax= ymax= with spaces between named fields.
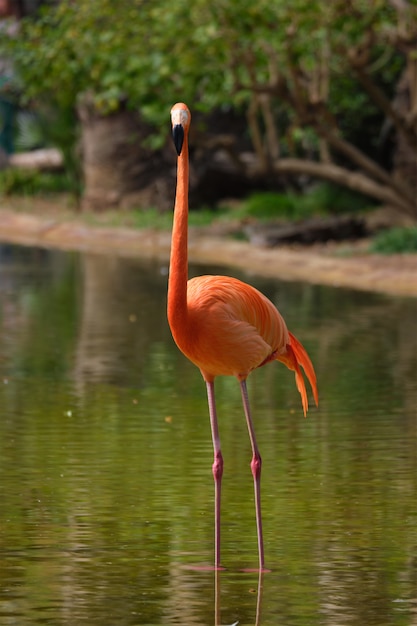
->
xmin=370 ymin=227 xmax=417 ymax=254
xmin=238 ymin=184 xmax=372 ymax=222
xmin=0 ymin=168 xmax=73 ymax=196
xmin=241 ymin=192 xmax=298 ymax=220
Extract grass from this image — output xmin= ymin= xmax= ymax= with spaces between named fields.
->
xmin=82 ymin=206 xmax=230 ymax=231
xmin=82 ymin=208 xmax=172 ymax=230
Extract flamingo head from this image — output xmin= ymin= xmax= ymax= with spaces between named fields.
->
xmin=171 ymin=102 xmax=191 ymax=156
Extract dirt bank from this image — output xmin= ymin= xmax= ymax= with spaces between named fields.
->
xmin=0 ymin=207 xmax=416 ymax=298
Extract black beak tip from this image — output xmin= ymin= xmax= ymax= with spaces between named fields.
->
xmin=172 ymin=124 xmax=184 ymax=156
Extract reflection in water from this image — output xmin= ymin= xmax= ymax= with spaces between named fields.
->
xmin=74 ymin=252 xmax=169 ymax=387
xmin=215 ymin=569 xmax=263 ymax=626
xmin=214 ymin=568 xmax=262 ymax=626
xmin=0 ymin=243 xmax=416 ymax=625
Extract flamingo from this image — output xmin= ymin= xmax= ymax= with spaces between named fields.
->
xmin=168 ymin=102 xmax=318 ymax=571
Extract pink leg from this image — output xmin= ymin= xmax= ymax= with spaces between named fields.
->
xmin=240 ymin=380 xmax=266 ymax=571
xmin=206 ymin=380 xmax=224 ymax=570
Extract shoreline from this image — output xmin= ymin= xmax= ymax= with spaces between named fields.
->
xmin=0 ymin=207 xmax=416 ymax=298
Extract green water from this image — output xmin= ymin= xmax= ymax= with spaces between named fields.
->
xmin=0 ymin=244 xmax=416 ymax=626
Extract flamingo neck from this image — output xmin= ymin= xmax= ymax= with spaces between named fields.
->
xmin=168 ymin=135 xmax=189 ymax=329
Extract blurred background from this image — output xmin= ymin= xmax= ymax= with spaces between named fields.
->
xmin=0 ymin=0 xmax=415 ymax=253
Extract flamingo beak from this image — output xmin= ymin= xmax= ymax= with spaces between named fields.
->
xmin=172 ymin=124 xmax=184 ymax=156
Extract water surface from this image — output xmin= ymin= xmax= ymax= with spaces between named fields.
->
xmin=0 ymin=243 xmax=416 ymax=625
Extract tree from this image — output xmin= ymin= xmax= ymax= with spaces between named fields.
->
xmin=188 ymin=0 xmax=416 ymax=217
xmin=262 ymin=1 xmax=417 ymax=217
xmin=5 ymin=0 xmax=417 ymax=216
xmin=4 ymin=0 xmax=181 ymax=209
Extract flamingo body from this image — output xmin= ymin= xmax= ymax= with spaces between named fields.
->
xmin=169 ymin=274 xmax=289 ymax=382
xmin=168 ymin=102 xmax=318 ymax=570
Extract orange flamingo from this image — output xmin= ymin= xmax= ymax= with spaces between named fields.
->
xmin=168 ymin=102 xmax=318 ymax=571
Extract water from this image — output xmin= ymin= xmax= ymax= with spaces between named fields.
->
xmin=0 ymin=243 xmax=416 ymax=626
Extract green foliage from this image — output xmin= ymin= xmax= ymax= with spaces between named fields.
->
xmin=297 ymin=183 xmax=373 ymax=215
xmin=370 ymin=227 xmax=417 ymax=254
xmin=83 ymin=207 xmax=172 ymax=230
xmin=5 ymin=0 xmax=215 ymax=120
xmin=2 ymin=0 xmax=412 ymax=208
xmin=36 ymin=105 xmax=82 ymax=198
xmin=241 ymin=192 xmax=302 ymax=220
xmin=5 ymin=0 xmax=408 ymax=125
xmin=14 ymin=112 xmax=44 ymax=151
xmin=83 ymin=206 xmax=227 ymax=231
xmin=0 ymin=168 xmax=74 ymax=196
xmin=238 ymin=184 xmax=372 ymax=221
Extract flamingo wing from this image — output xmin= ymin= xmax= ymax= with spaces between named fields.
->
xmin=182 ymin=275 xmax=289 ymax=380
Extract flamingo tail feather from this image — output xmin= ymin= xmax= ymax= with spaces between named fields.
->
xmin=277 ymin=331 xmax=319 ymax=417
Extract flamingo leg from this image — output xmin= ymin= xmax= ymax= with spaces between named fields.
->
xmin=240 ymin=380 xmax=266 ymax=571
xmin=206 ymin=380 xmax=224 ymax=569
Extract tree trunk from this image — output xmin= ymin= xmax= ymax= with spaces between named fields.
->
xmin=392 ymin=68 xmax=417 ymax=194
xmin=267 ymin=158 xmax=416 ymax=218
xmin=77 ymin=96 xmax=172 ymax=211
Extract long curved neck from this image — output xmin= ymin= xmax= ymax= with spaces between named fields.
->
xmin=168 ymin=134 xmax=189 ymax=329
